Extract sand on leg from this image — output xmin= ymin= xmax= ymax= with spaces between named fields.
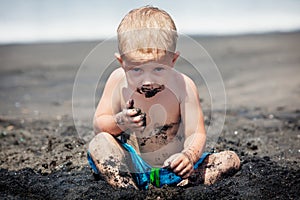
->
xmin=189 ymin=150 xmax=241 ymax=185
xmin=88 ymin=132 xmax=138 ymax=189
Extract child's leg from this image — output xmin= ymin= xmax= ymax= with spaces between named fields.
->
xmin=88 ymin=132 xmax=138 ymax=189
xmin=189 ymin=150 xmax=240 ymax=185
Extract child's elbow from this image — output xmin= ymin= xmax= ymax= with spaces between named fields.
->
xmin=93 ymin=117 xmax=102 ymax=134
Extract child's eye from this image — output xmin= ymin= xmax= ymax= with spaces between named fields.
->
xmin=154 ymin=67 xmax=164 ymax=72
xmin=131 ymin=68 xmax=142 ymax=72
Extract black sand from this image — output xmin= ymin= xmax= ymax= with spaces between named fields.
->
xmin=0 ymin=32 xmax=299 ymax=199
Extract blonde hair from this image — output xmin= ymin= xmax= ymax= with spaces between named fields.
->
xmin=117 ymin=6 xmax=178 ymax=60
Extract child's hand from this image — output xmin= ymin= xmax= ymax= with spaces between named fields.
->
xmin=115 ymin=99 xmax=146 ymax=132
xmin=163 ymin=153 xmax=194 ymax=179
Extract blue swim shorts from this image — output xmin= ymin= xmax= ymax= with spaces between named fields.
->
xmin=87 ymin=139 xmax=210 ymax=190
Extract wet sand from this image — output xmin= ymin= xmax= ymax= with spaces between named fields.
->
xmin=0 ymin=32 xmax=299 ymax=199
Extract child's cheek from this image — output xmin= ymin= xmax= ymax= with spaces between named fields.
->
xmin=126 ymin=75 xmax=141 ymax=89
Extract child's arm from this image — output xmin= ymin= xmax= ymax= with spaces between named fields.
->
xmin=93 ymin=68 xmax=145 ymax=136
xmin=166 ymin=76 xmax=206 ymax=178
xmin=93 ymin=68 xmax=123 ymax=135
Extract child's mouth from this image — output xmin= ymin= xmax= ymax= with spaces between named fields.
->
xmin=136 ymin=84 xmax=165 ymax=98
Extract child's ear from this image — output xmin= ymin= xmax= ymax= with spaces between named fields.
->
xmin=114 ymin=53 xmax=124 ymax=67
xmin=171 ymin=51 xmax=180 ymax=66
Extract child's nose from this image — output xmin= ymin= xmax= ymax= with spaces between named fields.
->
xmin=142 ymin=81 xmax=152 ymax=87
xmin=142 ymin=73 xmax=153 ymax=84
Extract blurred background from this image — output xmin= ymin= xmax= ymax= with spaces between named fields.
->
xmin=1 ymin=0 xmax=300 ymax=44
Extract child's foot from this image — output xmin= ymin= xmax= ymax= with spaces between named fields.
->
xmin=203 ymin=151 xmax=240 ymax=185
xmin=189 ymin=150 xmax=240 ymax=185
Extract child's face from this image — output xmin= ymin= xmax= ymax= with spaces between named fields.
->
xmin=116 ymin=52 xmax=179 ymax=98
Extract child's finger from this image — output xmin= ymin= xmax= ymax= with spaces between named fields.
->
xmin=131 ymin=114 xmax=145 ymax=123
xmin=137 ymin=120 xmax=146 ymax=127
xmin=131 ymin=115 xmax=141 ymax=123
xmin=182 ymin=168 xmax=194 ymax=179
xmin=130 ymin=121 xmax=145 ymax=131
xmin=126 ymin=108 xmax=141 ymax=116
xmin=164 ymin=153 xmax=180 ymax=168
xmin=173 ymin=161 xmax=186 ymax=174
xmin=171 ymin=154 xmax=190 ymax=173
xmin=130 ymin=120 xmax=145 ymax=129
xmin=178 ymin=163 xmax=193 ymax=176
xmin=162 ymin=160 xmax=172 ymax=168
xmin=175 ymin=162 xmax=193 ymax=178
xmin=170 ymin=155 xmax=183 ymax=169
xmin=126 ymin=99 xmax=134 ymax=109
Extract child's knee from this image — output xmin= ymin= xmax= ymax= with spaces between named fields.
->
xmin=226 ymin=151 xmax=240 ymax=169
xmin=88 ymin=132 xmax=114 ymax=152
xmin=218 ymin=150 xmax=241 ymax=170
xmin=89 ymin=132 xmax=126 ymax=161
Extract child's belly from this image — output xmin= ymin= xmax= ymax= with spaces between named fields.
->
xmin=137 ymin=120 xmax=181 ymax=151
xmin=135 ymin=119 xmax=184 ymax=167
xmin=123 ymin=88 xmax=183 ymax=166
xmin=138 ymin=132 xmax=184 ymax=167
xmin=127 ymin=115 xmax=183 ymax=167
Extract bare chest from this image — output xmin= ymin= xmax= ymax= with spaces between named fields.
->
xmin=121 ymin=89 xmax=181 ymax=152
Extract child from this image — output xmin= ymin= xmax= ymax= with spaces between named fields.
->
xmin=88 ymin=6 xmax=240 ymax=190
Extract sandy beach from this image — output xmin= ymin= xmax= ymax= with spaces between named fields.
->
xmin=0 ymin=32 xmax=299 ymax=199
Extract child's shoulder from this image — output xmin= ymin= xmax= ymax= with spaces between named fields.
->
xmin=173 ymin=70 xmax=197 ymax=90
xmin=106 ymin=67 xmax=125 ymax=84
xmin=169 ymin=70 xmax=199 ymax=102
xmin=110 ymin=67 xmax=125 ymax=79
xmin=102 ymin=68 xmax=126 ymax=93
